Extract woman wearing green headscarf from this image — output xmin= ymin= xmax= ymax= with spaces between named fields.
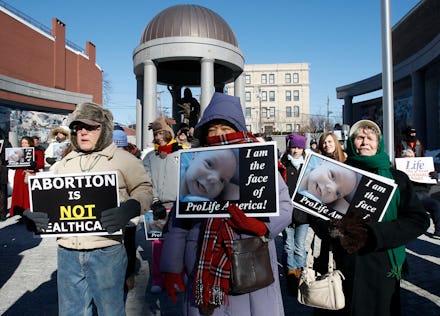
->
xmin=314 ymin=120 xmax=429 ymax=316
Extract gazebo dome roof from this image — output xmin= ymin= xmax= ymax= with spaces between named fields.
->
xmin=141 ymin=4 xmax=238 ymax=47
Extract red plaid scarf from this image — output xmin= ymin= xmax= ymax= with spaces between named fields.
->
xmin=194 ymin=131 xmax=257 ymax=309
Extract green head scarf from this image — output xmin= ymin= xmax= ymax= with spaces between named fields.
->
xmin=345 ymin=124 xmax=405 ymax=280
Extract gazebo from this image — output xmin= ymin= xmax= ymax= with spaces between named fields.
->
xmin=133 ymin=4 xmax=245 ymax=148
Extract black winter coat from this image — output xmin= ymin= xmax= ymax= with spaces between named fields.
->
xmin=280 ymin=153 xmax=309 ymax=225
xmin=314 ymin=168 xmax=429 ymax=316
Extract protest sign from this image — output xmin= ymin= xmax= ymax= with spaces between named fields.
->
xmin=176 ymin=142 xmax=279 ymax=218
xmin=6 ymin=147 xmax=34 ymax=168
xmin=143 ymin=209 xmax=170 ymax=240
xmin=292 ymin=152 xmax=397 ymax=222
xmin=52 ymin=142 xmax=71 ymax=160
xmin=28 ymin=171 xmax=119 ymax=237
xmin=395 ymin=157 xmax=437 ymax=184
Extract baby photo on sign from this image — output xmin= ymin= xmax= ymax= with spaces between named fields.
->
xmin=292 ymin=152 xmax=397 ymax=222
xmin=177 ymin=142 xmax=279 ymax=218
xmin=6 ymin=147 xmax=34 ymax=168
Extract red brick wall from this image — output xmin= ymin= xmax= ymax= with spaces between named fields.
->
xmin=0 ymin=10 xmax=102 ymax=108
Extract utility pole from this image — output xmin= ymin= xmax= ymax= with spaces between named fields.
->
xmin=326 ymin=96 xmax=331 ymax=131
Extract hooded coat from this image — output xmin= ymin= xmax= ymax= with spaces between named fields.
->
xmin=161 ymin=93 xmax=293 ymax=316
xmin=44 ymin=126 xmax=70 ymax=168
xmin=53 ymin=102 xmax=153 ymax=249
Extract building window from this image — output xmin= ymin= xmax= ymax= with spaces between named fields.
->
xmin=261 ymin=107 xmax=267 ymax=118
xmin=269 ymin=107 xmax=275 ymax=117
xmin=269 ymin=74 xmax=275 ymax=84
xmin=245 ymin=107 xmax=252 ymax=118
xmin=293 ymin=73 xmax=299 ymax=83
xmin=261 ymin=91 xmax=267 ymax=101
xmin=293 ymin=90 xmax=299 ymax=101
xmin=293 ymin=106 xmax=300 ymax=117
xmin=285 ymin=73 xmax=291 ymax=84
xmin=286 ymin=124 xmax=292 ymax=132
xmin=294 ymin=124 xmax=300 ymax=132
xmin=261 ymin=74 xmax=267 ymax=84
xmin=269 ymin=91 xmax=275 ymax=102
xmin=245 ymin=91 xmax=251 ymax=102
xmin=286 ymin=106 xmax=292 ymax=117
xmin=285 ymin=90 xmax=291 ymax=101
xmin=245 ymin=74 xmax=251 ymax=84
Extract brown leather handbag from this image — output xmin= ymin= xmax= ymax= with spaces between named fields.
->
xmin=229 ymin=236 xmax=274 ymax=294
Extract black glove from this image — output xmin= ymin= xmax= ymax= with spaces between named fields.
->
xmin=333 ymin=212 xmax=371 ymax=254
xmin=46 ymin=157 xmax=57 ymax=165
xmin=23 ymin=210 xmax=49 ymax=233
xmin=429 ymin=171 xmax=438 ymax=181
xmin=100 ymin=199 xmax=140 ymax=234
xmin=152 ymin=201 xmax=167 ymax=220
xmin=29 ymin=160 xmax=37 ymax=169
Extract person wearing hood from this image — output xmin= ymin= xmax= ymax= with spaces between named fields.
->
xmin=160 ymin=92 xmax=293 ymax=316
xmin=143 ymin=116 xmax=184 ymax=294
xmin=23 ymin=102 xmax=153 ymax=315
xmin=44 ymin=126 xmax=70 ymax=168
xmin=313 ymin=120 xmax=429 ymax=316
xmin=395 ymin=126 xmax=425 ymax=158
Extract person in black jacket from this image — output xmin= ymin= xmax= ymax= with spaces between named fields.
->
xmin=314 ymin=120 xmax=429 ymax=316
xmin=279 ymin=133 xmax=310 ymax=295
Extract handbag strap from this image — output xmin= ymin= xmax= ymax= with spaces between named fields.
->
xmin=307 ymin=232 xmax=337 ymax=273
xmin=328 ymin=244 xmax=335 ymax=272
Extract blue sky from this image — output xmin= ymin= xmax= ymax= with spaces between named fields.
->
xmin=4 ymin=0 xmax=421 ymax=125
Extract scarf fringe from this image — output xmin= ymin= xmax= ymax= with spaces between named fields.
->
xmin=386 ymin=265 xmax=403 ymax=280
xmin=195 ymin=279 xmax=226 ymax=307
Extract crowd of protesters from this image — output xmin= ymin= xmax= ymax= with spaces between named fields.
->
xmin=3 ymin=91 xmax=435 ymax=316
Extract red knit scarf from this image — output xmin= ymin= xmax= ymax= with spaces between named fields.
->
xmin=154 ymin=139 xmax=180 ymax=156
xmin=194 ymin=131 xmax=257 ymax=309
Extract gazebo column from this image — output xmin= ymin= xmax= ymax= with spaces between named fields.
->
xmin=234 ymin=73 xmax=245 ymax=113
xmin=135 ymin=77 xmax=143 ymax=149
xmin=143 ymin=60 xmax=157 ymax=148
xmin=200 ymin=58 xmax=214 ymax=113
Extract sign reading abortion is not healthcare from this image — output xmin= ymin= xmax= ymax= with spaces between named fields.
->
xmin=28 ymin=171 xmax=119 ymax=237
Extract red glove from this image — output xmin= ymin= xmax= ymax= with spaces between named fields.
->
xmin=226 ymin=204 xmax=268 ymax=236
xmin=163 ymin=272 xmax=185 ymax=303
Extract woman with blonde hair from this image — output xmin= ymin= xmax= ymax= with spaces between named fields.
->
xmin=318 ymin=131 xmax=346 ymax=162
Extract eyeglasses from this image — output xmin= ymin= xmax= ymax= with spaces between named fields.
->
xmin=71 ymin=124 xmax=101 ymax=134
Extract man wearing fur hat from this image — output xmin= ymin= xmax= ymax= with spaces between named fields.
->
xmin=44 ymin=125 xmax=70 ymax=168
xmin=143 ymin=116 xmax=185 ymax=294
xmin=24 ymin=102 xmax=153 ymax=315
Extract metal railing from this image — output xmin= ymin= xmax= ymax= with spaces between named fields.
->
xmin=0 ymin=0 xmax=84 ymax=53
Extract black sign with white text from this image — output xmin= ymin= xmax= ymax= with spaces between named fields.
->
xmin=28 ymin=171 xmax=119 ymax=237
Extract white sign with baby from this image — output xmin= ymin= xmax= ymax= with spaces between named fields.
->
xmin=176 ymin=142 xmax=279 ymax=218
xmin=292 ymin=152 xmax=397 ymax=222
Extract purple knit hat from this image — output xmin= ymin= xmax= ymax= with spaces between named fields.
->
xmin=286 ymin=134 xmax=306 ymax=149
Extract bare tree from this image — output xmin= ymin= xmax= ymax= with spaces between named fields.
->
xmin=300 ymin=114 xmax=328 ymax=133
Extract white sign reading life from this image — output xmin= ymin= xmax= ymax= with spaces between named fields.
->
xmin=395 ymin=157 xmax=437 ymax=184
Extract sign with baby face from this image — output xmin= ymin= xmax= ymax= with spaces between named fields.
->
xmin=28 ymin=171 xmax=120 ymax=237
xmin=292 ymin=152 xmax=397 ymax=222
xmin=6 ymin=147 xmax=34 ymax=168
xmin=177 ymin=142 xmax=279 ymax=218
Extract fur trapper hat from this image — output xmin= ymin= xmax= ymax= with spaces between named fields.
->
xmin=68 ymin=102 xmax=114 ymax=152
xmin=148 ymin=116 xmax=176 ymax=139
xmin=50 ymin=126 xmax=70 ymax=140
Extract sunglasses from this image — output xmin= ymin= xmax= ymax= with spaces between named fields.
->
xmin=72 ymin=124 xmax=101 ymax=134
